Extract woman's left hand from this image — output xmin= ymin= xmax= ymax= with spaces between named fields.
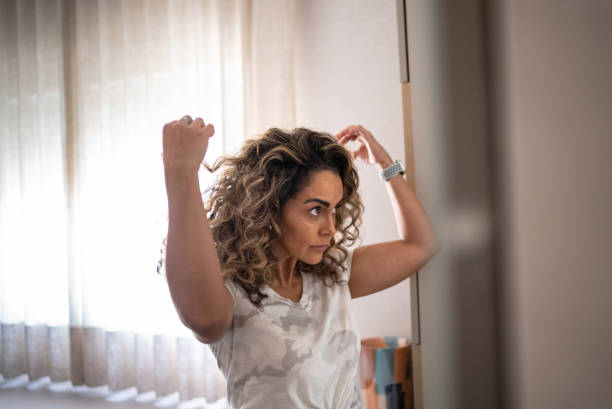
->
xmin=335 ymin=125 xmax=393 ymax=170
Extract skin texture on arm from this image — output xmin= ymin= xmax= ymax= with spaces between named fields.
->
xmin=163 ymin=118 xmax=233 ymax=342
xmin=336 ymin=125 xmax=439 ymax=299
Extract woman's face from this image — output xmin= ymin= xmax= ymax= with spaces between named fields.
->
xmin=271 ymin=169 xmax=344 ymax=264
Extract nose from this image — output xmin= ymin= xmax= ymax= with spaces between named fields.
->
xmin=321 ymin=212 xmax=336 ymax=236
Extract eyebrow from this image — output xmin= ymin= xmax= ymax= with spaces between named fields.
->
xmin=304 ymin=198 xmax=331 ymax=207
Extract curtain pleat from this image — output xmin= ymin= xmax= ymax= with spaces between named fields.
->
xmin=1 ymin=323 xmax=227 ymax=403
xmin=0 ymin=0 xmax=296 ymax=404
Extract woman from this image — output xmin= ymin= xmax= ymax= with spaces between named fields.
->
xmin=161 ymin=115 xmax=438 ymax=409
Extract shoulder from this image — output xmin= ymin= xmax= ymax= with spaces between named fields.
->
xmin=222 ymin=278 xmax=243 ymax=304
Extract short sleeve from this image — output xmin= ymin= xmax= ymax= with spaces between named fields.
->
xmin=338 ymin=248 xmax=355 ymax=282
xmin=223 ymin=279 xmax=240 ymax=306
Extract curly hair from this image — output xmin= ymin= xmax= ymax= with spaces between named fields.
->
xmin=204 ymin=127 xmax=364 ymax=309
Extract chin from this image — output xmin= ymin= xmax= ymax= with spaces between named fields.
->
xmin=302 ymin=254 xmax=325 ymax=265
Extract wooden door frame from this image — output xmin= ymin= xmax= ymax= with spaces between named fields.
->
xmin=396 ymin=1 xmax=423 ymax=408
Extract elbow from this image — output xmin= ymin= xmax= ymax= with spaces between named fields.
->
xmin=178 ymin=307 xmax=216 ymax=334
xmin=424 ymin=232 xmax=441 ymax=256
xmin=190 ymin=314 xmax=232 ymax=344
xmin=403 ymin=239 xmax=440 ymax=258
xmin=428 ymin=244 xmax=441 ymax=264
xmin=178 ymin=311 xmax=207 ymax=334
xmin=182 ymin=298 xmax=233 ymax=344
xmin=182 ymin=310 xmax=227 ymax=336
xmin=421 ymin=243 xmax=439 ymax=266
xmin=416 ymin=241 xmax=440 ymax=265
xmin=191 ymin=323 xmax=226 ymax=344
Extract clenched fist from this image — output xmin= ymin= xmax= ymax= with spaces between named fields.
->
xmin=162 ymin=116 xmax=215 ymax=175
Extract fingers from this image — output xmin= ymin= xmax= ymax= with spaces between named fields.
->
xmin=163 ymin=116 xmax=215 ymax=141
xmin=335 ymin=125 xmax=355 ymax=144
xmin=335 ymin=125 xmax=355 ymax=140
xmin=192 ymin=118 xmax=214 ymax=135
xmin=337 ymin=131 xmax=365 ymax=148
xmin=336 ymin=124 xmax=362 ymax=139
xmin=191 ymin=117 xmax=205 ymax=128
xmin=205 ymin=123 xmax=215 ymax=137
xmin=186 ymin=117 xmax=214 ymax=134
xmin=335 ymin=125 xmax=372 ymax=143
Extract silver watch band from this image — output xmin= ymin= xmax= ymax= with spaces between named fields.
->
xmin=379 ymin=160 xmax=405 ymax=182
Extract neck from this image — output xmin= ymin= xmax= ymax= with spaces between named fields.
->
xmin=272 ymin=256 xmax=300 ymax=289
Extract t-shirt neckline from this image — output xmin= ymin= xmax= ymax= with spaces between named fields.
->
xmin=264 ymin=271 xmax=310 ymax=308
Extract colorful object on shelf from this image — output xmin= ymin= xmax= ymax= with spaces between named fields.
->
xmin=359 ymin=337 xmax=412 ymax=409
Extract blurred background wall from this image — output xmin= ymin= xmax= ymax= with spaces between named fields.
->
xmin=293 ymin=0 xmax=414 ymax=340
xmin=490 ymin=1 xmax=612 ymax=408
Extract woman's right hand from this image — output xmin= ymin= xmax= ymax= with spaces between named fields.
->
xmin=162 ymin=116 xmax=215 ymax=175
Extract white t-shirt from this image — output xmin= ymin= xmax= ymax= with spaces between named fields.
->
xmin=210 ymin=249 xmax=363 ymax=409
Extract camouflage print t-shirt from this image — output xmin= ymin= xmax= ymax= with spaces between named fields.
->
xmin=210 ymin=249 xmax=363 ymax=409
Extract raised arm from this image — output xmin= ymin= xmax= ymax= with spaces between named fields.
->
xmin=336 ymin=125 xmax=439 ymax=298
xmin=163 ymin=117 xmax=232 ymax=343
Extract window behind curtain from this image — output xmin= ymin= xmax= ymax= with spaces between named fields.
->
xmin=0 ymin=0 xmax=296 ymax=401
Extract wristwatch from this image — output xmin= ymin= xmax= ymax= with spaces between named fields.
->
xmin=379 ymin=160 xmax=405 ymax=182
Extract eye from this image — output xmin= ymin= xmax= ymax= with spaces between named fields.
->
xmin=309 ymin=207 xmax=321 ymax=216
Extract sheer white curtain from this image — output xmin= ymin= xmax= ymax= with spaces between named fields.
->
xmin=0 ymin=0 xmax=295 ymax=405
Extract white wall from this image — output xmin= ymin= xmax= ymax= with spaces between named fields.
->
xmin=293 ymin=0 xmax=415 ymax=340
